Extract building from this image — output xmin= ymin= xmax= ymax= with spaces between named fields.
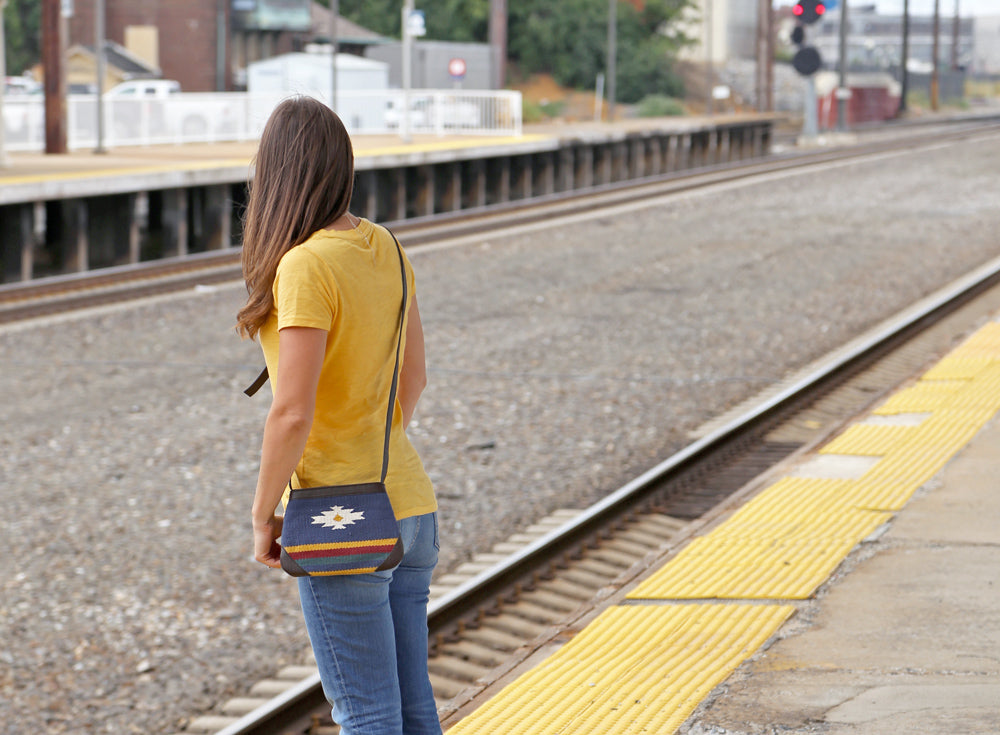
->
xmin=65 ymin=0 xmax=386 ymax=92
xmin=811 ymin=5 xmax=975 ymax=72
xmin=366 ymin=41 xmax=497 ymax=90
xmin=678 ymin=0 xmax=761 ymax=64
xmin=972 ymin=16 xmax=1000 ymax=74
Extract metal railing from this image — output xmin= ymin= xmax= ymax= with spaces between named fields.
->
xmin=1 ymin=89 xmax=523 ymax=152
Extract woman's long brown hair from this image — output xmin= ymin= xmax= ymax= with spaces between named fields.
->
xmin=236 ymin=96 xmax=354 ymax=339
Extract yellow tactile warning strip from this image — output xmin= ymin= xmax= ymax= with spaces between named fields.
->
xmin=447 ymin=320 xmax=1000 ymax=734
xmin=628 ymin=320 xmax=1000 ymax=602
xmin=0 ymin=135 xmax=552 ymax=187
xmin=445 ymin=604 xmax=794 ymax=735
xmin=355 ymin=134 xmax=550 ymax=158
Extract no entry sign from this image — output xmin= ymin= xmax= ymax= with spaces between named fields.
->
xmin=448 ymin=58 xmax=467 ymax=80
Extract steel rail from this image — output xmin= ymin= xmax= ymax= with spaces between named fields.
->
xmin=205 ymin=227 xmax=1000 ymax=735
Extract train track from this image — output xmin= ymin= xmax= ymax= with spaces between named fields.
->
xmin=180 ymin=252 xmax=1000 ymax=735
xmin=8 ymin=118 xmax=999 ymax=734
xmin=161 ymin=136 xmax=1000 ymax=732
xmin=3 ymin=116 xmax=998 ymax=326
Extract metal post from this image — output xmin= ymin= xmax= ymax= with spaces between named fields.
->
xmin=950 ymin=0 xmax=959 ymax=71
xmin=756 ymin=0 xmax=773 ymax=112
xmin=0 ymin=0 xmax=9 ymax=168
xmin=95 ymin=0 xmax=107 ymax=153
xmin=330 ymin=0 xmax=338 ymax=110
xmin=401 ymin=0 xmax=413 ymax=143
xmin=836 ymin=0 xmax=848 ymax=131
xmin=931 ymin=0 xmax=940 ymax=110
xmin=607 ymin=0 xmax=616 ymax=122
xmin=899 ymin=0 xmax=910 ymax=115
xmin=803 ymin=75 xmax=818 ymax=139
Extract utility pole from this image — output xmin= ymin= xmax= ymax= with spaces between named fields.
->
xmin=488 ymin=0 xmax=507 ymax=90
xmin=931 ymin=0 xmax=940 ymax=110
xmin=42 ymin=0 xmax=68 ymax=153
xmin=836 ymin=0 xmax=849 ymax=130
xmin=330 ymin=0 xmax=338 ymax=110
xmin=756 ymin=0 xmax=774 ymax=112
xmin=95 ymin=0 xmax=107 ymax=153
xmin=0 ymin=0 xmax=9 ymax=168
xmin=216 ymin=0 xmax=227 ymax=91
xmin=898 ymin=0 xmax=910 ymax=115
xmin=607 ymin=0 xmax=617 ymax=121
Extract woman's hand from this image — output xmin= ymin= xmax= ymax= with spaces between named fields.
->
xmin=253 ymin=514 xmax=284 ymax=569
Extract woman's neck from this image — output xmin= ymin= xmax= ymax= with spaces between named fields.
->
xmin=324 ymin=213 xmax=358 ymax=231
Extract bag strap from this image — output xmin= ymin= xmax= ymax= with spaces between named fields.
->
xmin=245 ymin=227 xmax=409 ymax=485
xmin=381 ymin=231 xmax=407 ymax=483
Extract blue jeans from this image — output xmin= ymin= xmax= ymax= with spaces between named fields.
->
xmin=297 ymin=512 xmax=442 ymax=735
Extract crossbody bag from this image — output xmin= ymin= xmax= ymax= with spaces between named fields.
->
xmin=245 ymin=231 xmax=407 ymax=577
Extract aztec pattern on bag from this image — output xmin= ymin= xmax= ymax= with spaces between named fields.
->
xmin=279 ymin=483 xmax=403 ymax=577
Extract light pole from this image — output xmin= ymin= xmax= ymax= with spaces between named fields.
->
xmin=899 ymin=0 xmax=910 ymax=115
xmin=705 ymin=0 xmax=714 ymax=115
xmin=95 ymin=0 xmax=107 ymax=153
xmin=607 ymin=0 xmax=616 ymax=121
xmin=330 ymin=0 xmax=338 ymax=111
xmin=0 ymin=0 xmax=9 ymax=168
xmin=401 ymin=0 xmax=413 ymax=142
xmin=836 ymin=0 xmax=848 ymax=130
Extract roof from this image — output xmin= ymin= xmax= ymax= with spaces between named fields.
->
xmin=76 ymin=40 xmax=160 ymax=77
xmin=248 ymin=51 xmax=389 ymax=71
xmin=309 ymin=4 xmax=390 ymax=45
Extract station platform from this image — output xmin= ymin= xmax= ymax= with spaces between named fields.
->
xmin=439 ymin=316 xmax=1000 ymax=733
xmin=0 ymin=115 xmax=774 ymax=204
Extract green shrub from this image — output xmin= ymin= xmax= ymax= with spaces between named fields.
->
xmin=522 ymin=99 xmax=547 ymax=123
xmin=637 ymin=94 xmax=686 ymax=117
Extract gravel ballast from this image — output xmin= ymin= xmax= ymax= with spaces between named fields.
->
xmin=2 ymin=132 xmax=999 ymax=734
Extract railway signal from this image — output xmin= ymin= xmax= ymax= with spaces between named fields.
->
xmin=790 ymin=0 xmax=824 ymax=77
xmin=793 ymin=1 xmax=826 ymax=25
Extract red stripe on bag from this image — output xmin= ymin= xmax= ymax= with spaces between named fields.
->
xmin=289 ymin=543 xmax=398 ymax=559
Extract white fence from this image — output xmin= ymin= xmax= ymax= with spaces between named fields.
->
xmin=1 ymin=89 xmax=523 ymax=152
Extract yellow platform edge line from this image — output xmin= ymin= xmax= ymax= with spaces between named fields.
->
xmin=445 ymin=604 xmax=794 ymax=735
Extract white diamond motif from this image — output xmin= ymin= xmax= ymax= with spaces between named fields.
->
xmin=311 ymin=505 xmax=365 ymax=530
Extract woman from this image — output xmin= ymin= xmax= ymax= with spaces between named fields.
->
xmin=236 ymin=97 xmax=441 ymax=735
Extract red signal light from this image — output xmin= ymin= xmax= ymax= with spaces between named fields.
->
xmin=795 ymin=0 xmax=825 ymax=25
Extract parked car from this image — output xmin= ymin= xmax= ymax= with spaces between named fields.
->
xmin=105 ymin=79 xmax=212 ymax=141
xmin=2 ymin=76 xmax=44 ymax=145
xmin=5 ymin=75 xmax=42 ymax=96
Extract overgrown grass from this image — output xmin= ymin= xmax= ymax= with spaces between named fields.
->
xmin=636 ymin=94 xmax=686 ymax=117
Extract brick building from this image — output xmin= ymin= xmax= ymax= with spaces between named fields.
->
xmin=66 ymin=0 xmax=383 ymax=92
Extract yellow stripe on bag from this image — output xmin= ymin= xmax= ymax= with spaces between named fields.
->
xmin=284 ymin=538 xmax=399 ymax=553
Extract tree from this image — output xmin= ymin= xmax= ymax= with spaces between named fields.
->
xmin=332 ymin=0 xmax=696 ymax=103
xmin=4 ymin=0 xmax=42 ymax=76
xmin=509 ymin=0 xmax=693 ymax=102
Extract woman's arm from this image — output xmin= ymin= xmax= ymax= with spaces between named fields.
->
xmin=398 ymin=296 xmax=427 ymax=428
xmin=251 ymin=326 xmax=327 ymax=568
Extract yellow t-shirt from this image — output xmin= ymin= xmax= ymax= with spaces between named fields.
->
xmin=258 ymin=219 xmax=436 ymax=520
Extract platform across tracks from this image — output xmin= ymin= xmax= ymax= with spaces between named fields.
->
xmin=0 ymin=116 xmax=774 ymax=284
